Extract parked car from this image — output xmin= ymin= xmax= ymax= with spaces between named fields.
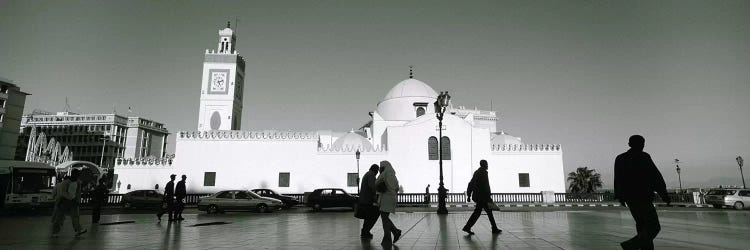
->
xmin=305 ymin=188 xmax=358 ymax=211
xmin=121 ymin=190 xmax=164 ymax=209
xmin=252 ymin=189 xmax=300 ymax=208
xmin=198 ymin=190 xmax=283 ymax=214
xmin=705 ymin=189 xmax=750 ymax=210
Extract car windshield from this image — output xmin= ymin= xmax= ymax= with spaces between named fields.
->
xmin=707 ymin=190 xmax=737 ymax=195
xmin=248 ymin=191 xmax=262 ymax=198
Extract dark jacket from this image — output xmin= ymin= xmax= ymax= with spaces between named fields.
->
xmin=175 ymin=180 xmax=186 ymax=199
xmin=467 ymin=167 xmax=491 ymax=203
xmin=614 ymin=150 xmax=669 ymax=202
xmin=164 ymin=180 xmax=175 ymax=200
xmin=358 ymin=170 xmax=378 ymax=205
xmin=93 ymin=183 xmax=109 ymax=204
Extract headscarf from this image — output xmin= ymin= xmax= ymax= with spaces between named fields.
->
xmin=376 ymin=160 xmax=399 ymax=193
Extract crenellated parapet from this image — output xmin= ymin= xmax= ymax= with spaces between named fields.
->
xmin=177 ymin=130 xmax=319 ymax=141
xmin=491 ymin=144 xmax=562 ymax=152
xmin=116 ymin=155 xmax=175 ymax=167
xmin=317 ymin=144 xmax=388 ymax=154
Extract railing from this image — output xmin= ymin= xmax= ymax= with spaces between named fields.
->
xmin=75 ymin=192 xmax=697 ymax=208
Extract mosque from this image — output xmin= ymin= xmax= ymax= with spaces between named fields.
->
xmin=113 ymin=24 xmax=565 ymax=194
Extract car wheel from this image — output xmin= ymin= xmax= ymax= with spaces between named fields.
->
xmin=123 ymin=202 xmax=132 ymax=209
xmin=208 ymin=205 xmax=219 ymax=214
xmin=313 ymin=203 xmax=322 ymax=211
xmin=257 ymin=204 xmax=268 ymax=213
xmin=712 ymin=204 xmax=722 ymax=209
xmin=734 ymin=202 xmax=744 ymax=210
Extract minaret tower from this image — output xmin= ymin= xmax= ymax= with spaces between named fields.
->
xmin=197 ymin=22 xmax=245 ymax=131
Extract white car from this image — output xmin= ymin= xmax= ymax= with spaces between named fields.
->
xmin=198 ymin=190 xmax=283 ymax=213
xmin=705 ymin=189 xmax=750 ymax=210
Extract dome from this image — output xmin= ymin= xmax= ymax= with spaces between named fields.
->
xmin=376 ymin=78 xmax=439 ymax=121
xmin=491 ymin=131 xmax=523 ymax=145
xmin=332 ymin=132 xmax=373 ymax=151
xmin=383 ymin=79 xmax=439 ymax=100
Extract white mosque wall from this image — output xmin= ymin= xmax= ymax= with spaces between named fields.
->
xmin=114 ymin=129 xmax=564 ymax=194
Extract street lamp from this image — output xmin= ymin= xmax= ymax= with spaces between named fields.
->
xmin=434 ymin=91 xmax=451 ymax=214
xmin=737 ymin=156 xmax=745 ymax=189
xmin=100 ymin=132 xmax=111 ymax=168
xmin=674 ymin=159 xmax=682 ymax=192
xmin=356 ymin=149 xmax=361 ymax=194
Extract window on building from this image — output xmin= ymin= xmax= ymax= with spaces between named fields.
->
xmin=441 ymin=136 xmax=451 ymax=160
xmin=278 ymin=172 xmax=290 ymax=187
xmin=203 ymin=172 xmax=216 ymax=186
xmin=416 ymin=107 xmax=426 ymax=117
xmin=347 ymin=173 xmax=359 ymax=187
xmin=428 ymin=136 xmax=438 ymax=160
xmin=0 ymin=99 xmax=5 ymax=108
xmin=518 ymin=173 xmax=530 ymax=187
xmin=0 ymin=85 xmax=8 ymax=93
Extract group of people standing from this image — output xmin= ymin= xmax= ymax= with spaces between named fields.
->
xmin=157 ymin=174 xmax=187 ymax=222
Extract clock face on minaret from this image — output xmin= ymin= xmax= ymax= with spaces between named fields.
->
xmin=210 ymin=71 xmax=228 ymax=92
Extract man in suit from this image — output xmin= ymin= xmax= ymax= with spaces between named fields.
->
xmin=174 ymin=175 xmax=187 ymax=221
xmin=358 ymin=164 xmax=380 ymax=239
xmin=463 ymin=160 xmax=502 ymax=235
xmin=157 ymin=174 xmax=176 ymax=221
xmin=615 ymin=135 xmax=671 ymax=250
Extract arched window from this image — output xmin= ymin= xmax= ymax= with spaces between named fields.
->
xmin=441 ymin=136 xmax=451 ymax=160
xmin=416 ymin=107 xmax=426 ymax=117
xmin=428 ymin=136 xmax=438 ymax=160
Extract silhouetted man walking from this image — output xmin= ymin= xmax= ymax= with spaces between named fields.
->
xmin=157 ymin=174 xmax=176 ymax=221
xmin=463 ymin=160 xmax=502 ymax=235
xmin=357 ymin=164 xmax=380 ymax=238
xmin=174 ymin=175 xmax=187 ymax=221
xmin=615 ymin=135 xmax=671 ymax=250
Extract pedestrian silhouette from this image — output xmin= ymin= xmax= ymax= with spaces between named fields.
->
xmin=615 ymin=135 xmax=671 ymax=250
xmin=356 ymin=164 xmax=380 ymax=239
xmin=51 ymin=169 xmax=87 ymax=237
xmin=424 ymin=184 xmax=431 ymax=204
xmin=376 ymin=161 xmax=402 ymax=246
xmin=157 ymin=174 xmax=176 ymax=221
xmin=463 ymin=160 xmax=502 ymax=235
xmin=91 ymin=178 xmax=109 ymax=223
xmin=174 ymin=175 xmax=187 ymax=221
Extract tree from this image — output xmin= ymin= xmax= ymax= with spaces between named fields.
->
xmin=567 ymin=167 xmax=603 ymax=193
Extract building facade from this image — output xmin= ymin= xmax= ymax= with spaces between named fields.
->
xmin=0 ymin=78 xmax=30 ymax=160
xmin=16 ymin=111 xmax=169 ymax=169
xmin=113 ymin=24 xmax=566 ymax=195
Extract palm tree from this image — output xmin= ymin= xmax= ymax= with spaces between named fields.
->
xmin=567 ymin=167 xmax=603 ymax=193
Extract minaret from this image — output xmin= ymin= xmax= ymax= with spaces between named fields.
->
xmin=197 ymin=22 xmax=246 ymax=131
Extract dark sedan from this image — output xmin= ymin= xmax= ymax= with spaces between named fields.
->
xmin=252 ymin=188 xmax=300 ymax=208
xmin=121 ymin=190 xmax=164 ymax=209
xmin=305 ymin=188 xmax=358 ymax=211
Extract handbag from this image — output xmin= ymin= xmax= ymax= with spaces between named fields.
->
xmin=486 ymin=201 xmax=500 ymax=211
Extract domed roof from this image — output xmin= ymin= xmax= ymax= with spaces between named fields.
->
xmin=376 ymin=78 xmax=439 ymax=121
xmin=491 ymin=131 xmax=523 ymax=145
xmin=332 ymin=132 xmax=373 ymax=151
xmin=383 ymin=79 xmax=438 ymax=101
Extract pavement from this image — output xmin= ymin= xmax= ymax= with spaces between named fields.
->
xmin=0 ymin=206 xmax=748 ymax=250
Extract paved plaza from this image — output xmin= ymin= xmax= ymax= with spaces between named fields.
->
xmin=0 ymin=208 xmax=748 ymax=249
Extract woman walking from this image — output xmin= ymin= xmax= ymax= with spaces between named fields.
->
xmin=375 ymin=160 xmax=402 ymax=246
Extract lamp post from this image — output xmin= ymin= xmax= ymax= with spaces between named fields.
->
xmin=737 ymin=156 xmax=745 ymax=189
xmin=674 ymin=159 xmax=682 ymax=192
xmin=356 ymin=149 xmax=361 ymax=194
xmin=434 ymin=91 xmax=451 ymax=214
xmin=100 ymin=132 xmax=110 ymax=168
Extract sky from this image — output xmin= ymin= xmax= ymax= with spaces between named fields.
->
xmin=1 ymin=0 xmax=749 ymax=188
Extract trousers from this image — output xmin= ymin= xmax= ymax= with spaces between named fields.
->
xmin=464 ymin=201 xmax=498 ymax=230
xmin=52 ymin=201 xmax=82 ymax=234
xmin=623 ymin=200 xmax=661 ymax=250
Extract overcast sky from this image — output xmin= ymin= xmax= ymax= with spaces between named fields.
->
xmin=2 ymin=0 xmax=749 ymax=188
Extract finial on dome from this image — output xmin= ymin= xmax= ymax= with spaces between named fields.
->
xmin=409 ymin=65 xmax=414 ymax=79
xmin=227 ymin=21 xmax=231 ymax=28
